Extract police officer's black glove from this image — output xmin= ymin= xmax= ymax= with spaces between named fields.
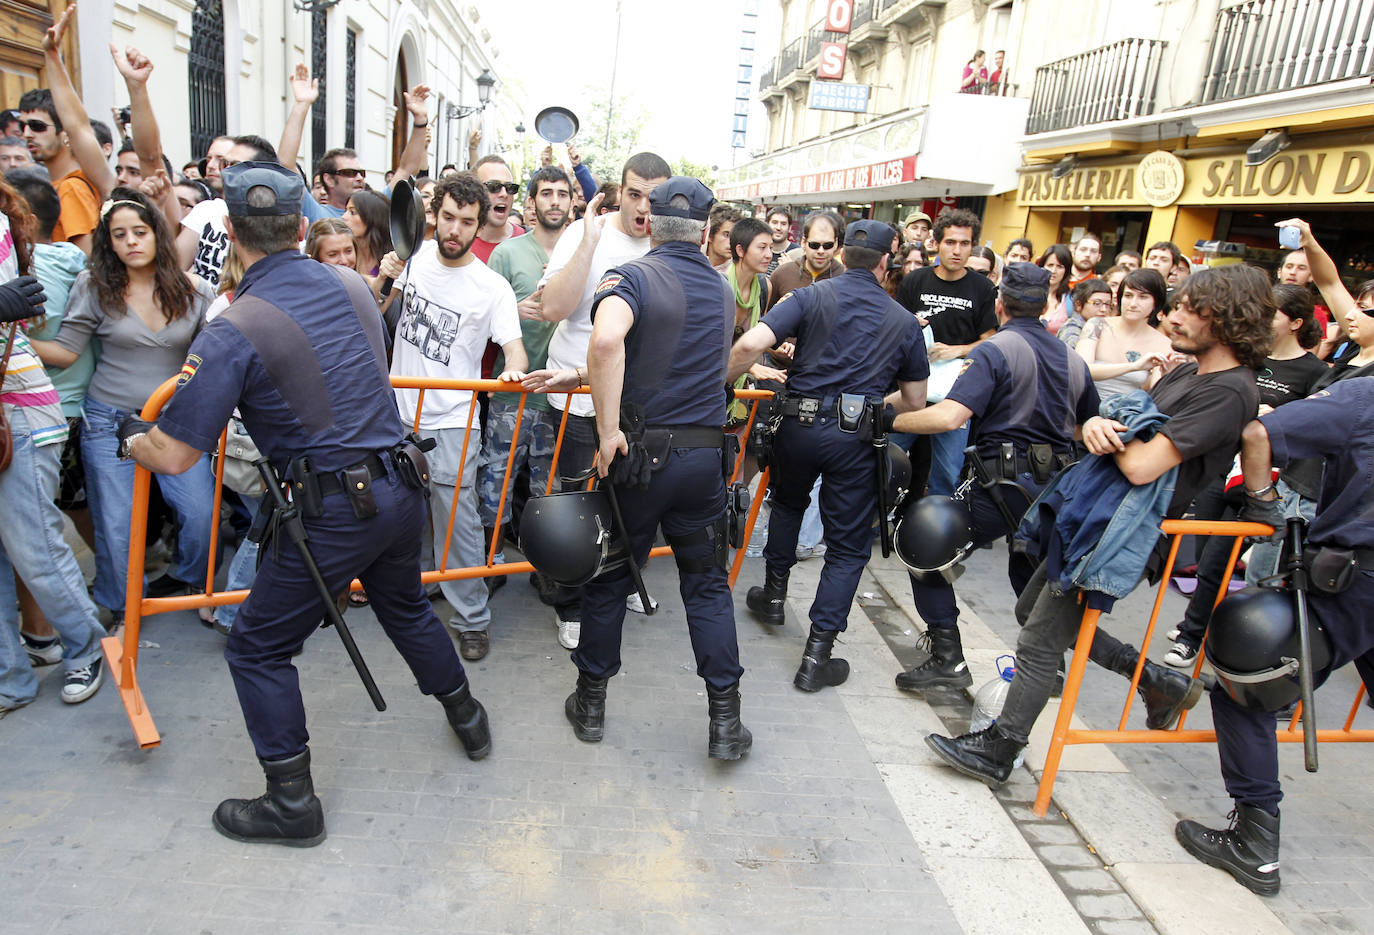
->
xmin=0 ymin=276 xmax=46 ymax=324
xmin=117 ymin=414 xmax=156 ymax=460
xmin=1240 ymin=490 xmax=1284 ymax=544
xmin=881 ymin=403 xmax=898 ymax=435
xmin=608 ymin=444 xmax=653 ymax=489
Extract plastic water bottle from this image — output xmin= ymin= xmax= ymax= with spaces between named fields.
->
xmin=970 ymin=654 xmax=1025 ymax=768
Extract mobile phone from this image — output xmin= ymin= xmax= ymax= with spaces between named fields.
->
xmin=1279 ymin=226 xmax=1301 ymax=250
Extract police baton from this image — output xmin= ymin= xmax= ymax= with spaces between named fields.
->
xmin=601 ymin=477 xmax=656 ymax=616
xmin=254 ymin=460 xmax=387 ymax=712
xmin=1284 ymin=516 xmax=1318 ymax=772
xmin=869 ymin=402 xmax=894 ymax=558
xmin=964 ymin=444 xmax=1021 ymax=530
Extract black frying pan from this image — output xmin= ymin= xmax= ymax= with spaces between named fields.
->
xmin=534 ymin=106 xmax=580 ymax=144
xmin=381 ymin=177 xmax=427 ymax=299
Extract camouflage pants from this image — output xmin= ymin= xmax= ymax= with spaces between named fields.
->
xmin=477 ymin=397 xmax=558 ymax=529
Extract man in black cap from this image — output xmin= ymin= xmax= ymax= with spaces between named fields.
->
xmin=117 ymin=162 xmax=492 ymax=847
xmin=888 ymin=262 xmax=1099 ymax=692
xmin=730 ymin=220 xmax=929 ymax=691
xmin=559 ymin=176 xmax=752 ymax=760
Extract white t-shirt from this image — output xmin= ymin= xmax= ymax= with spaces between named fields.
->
xmin=540 ymin=216 xmax=650 ymax=417
xmin=183 ymin=198 xmax=230 ymax=287
xmin=390 ymin=248 xmax=521 ymax=430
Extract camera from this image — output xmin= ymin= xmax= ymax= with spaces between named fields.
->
xmin=117 ymin=106 xmax=132 ymax=125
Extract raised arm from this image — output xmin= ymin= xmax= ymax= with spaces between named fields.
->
xmin=1276 ymin=218 xmax=1357 ymax=333
xmin=392 ymin=85 xmax=431 ymax=181
xmin=111 ymin=44 xmax=181 ymax=225
xmin=42 ymin=6 xmax=117 ymax=197
xmin=277 ymin=64 xmax=318 ymax=173
xmin=541 ymin=196 xmax=606 ymax=322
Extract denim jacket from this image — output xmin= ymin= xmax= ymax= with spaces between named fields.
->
xmin=1014 ymin=390 xmax=1177 ymax=604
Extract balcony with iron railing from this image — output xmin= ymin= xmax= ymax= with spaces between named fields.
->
xmin=1200 ymin=0 xmax=1374 ymax=104
xmin=759 ymin=58 xmax=776 ymax=93
xmin=1025 ymin=38 xmax=1167 ymax=135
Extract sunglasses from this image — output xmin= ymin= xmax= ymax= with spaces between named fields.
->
xmin=484 ymin=180 xmax=520 ymax=195
xmin=23 ymin=118 xmax=54 ymax=133
xmin=329 ymin=167 xmax=366 ymax=179
xmin=806 ymin=240 xmax=835 ymax=251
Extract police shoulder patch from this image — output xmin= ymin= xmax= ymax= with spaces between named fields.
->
xmin=958 ymin=358 xmax=975 ymax=375
xmin=177 ymin=353 xmax=202 ymax=386
xmin=595 ymin=273 xmax=623 ymax=295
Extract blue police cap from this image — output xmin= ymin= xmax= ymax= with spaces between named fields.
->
xmin=843 ymin=219 xmax=898 ymax=251
xmin=648 ymin=176 xmax=715 ymax=221
xmin=223 ymin=161 xmax=305 ymax=216
xmin=1001 ymin=261 xmax=1051 ymax=304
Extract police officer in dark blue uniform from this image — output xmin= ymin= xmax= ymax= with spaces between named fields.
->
xmin=564 ymin=176 xmax=751 ymax=760
xmin=1175 ymin=378 xmax=1374 ymax=895
xmin=890 ymin=262 xmax=1099 ymax=691
xmin=118 ymin=163 xmax=491 ymax=847
xmin=730 ymin=220 xmax=929 ymax=691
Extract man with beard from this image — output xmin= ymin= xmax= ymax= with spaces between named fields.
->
xmin=478 ymin=167 xmax=573 ymax=581
xmin=1068 ymin=233 xmax=1102 ymax=289
xmin=765 ymin=207 xmax=795 ymax=276
xmin=472 ymin=155 xmax=526 ymax=262
xmin=521 ymin=152 xmax=671 ymax=651
xmin=767 ymin=211 xmax=845 ymax=308
xmin=18 ymin=88 xmax=98 ymax=253
xmin=382 ymin=174 xmax=528 ymax=662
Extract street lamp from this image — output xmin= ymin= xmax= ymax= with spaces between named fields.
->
xmin=446 ymin=69 xmax=497 ymax=120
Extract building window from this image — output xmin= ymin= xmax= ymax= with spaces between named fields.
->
xmin=188 ymin=0 xmax=227 ymax=159
xmin=311 ymin=7 xmax=329 ymax=163
xmin=344 ymin=28 xmax=357 ymax=151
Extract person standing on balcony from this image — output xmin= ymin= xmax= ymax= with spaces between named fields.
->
xmin=987 ymin=51 xmax=1006 ymax=94
xmin=961 ymin=51 xmax=988 ymax=94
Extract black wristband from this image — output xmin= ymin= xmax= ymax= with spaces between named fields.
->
xmin=413 ymin=119 xmax=427 ymax=128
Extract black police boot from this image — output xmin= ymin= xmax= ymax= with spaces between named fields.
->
xmin=1176 ymin=805 xmax=1281 ymax=896
xmin=794 ymin=624 xmax=850 ymax=692
xmin=925 ymin=725 xmax=1024 ymax=788
xmin=565 ymin=671 xmax=608 ymax=742
xmin=437 ymin=681 xmax=492 ymax=761
xmin=212 ymin=749 xmax=326 ymax=847
xmin=895 ymin=626 xmax=973 ymax=692
xmin=745 ymin=569 xmax=788 ymax=626
xmin=1135 ymin=659 xmax=1204 ymax=730
xmin=706 ymin=684 xmax=753 ymax=761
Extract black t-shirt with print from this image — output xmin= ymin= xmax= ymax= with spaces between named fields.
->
xmin=1255 ymin=352 xmax=1328 ymax=408
xmin=895 ymin=266 xmax=997 ymax=346
xmin=1149 ymin=362 xmax=1259 ymax=517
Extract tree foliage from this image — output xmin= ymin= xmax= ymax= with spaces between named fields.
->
xmin=575 ymin=89 xmax=646 ymax=181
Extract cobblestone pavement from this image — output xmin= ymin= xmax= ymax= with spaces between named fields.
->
xmin=3 ymin=531 xmax=1368 ymax=933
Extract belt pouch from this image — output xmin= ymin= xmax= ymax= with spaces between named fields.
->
xmin=288 ymin=455 xmax=324 ymax=519
xmin=1306 ymin=546 xmax=1357 ymax=594
xmin=838 ymin=393 xmax=866 ymax=433
xmin=722 ymin=432 xmax=741 ymax=480
xmin=1028 ymin=444 xmax=1054 ymax=485
xmin=392 ymin=442 xmax=431 ymax=492
xmin=643 ymin=429 xmax=673 ymax=474
xmin=342 ymin=465 xmax=379 ymax=519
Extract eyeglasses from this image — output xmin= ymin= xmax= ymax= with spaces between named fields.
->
xmin=23 ymin=118 xmax=53 ymax=133
xmin=1085 ymin=297 xmax=1114 ymax=309
xmin=484 ymin=180 xmax=520 ymax=195
xmin=806 ymin=240 xmax=835 ymax=251
xmin=329 ymin=168 xmax=366 ymax=179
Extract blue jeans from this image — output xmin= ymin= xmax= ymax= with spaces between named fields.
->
xmin=214 ymin=494 xmax=263 ymax=633
xmin=797 ymin=478 xmax=824 ymax=549
xmin=81 ymin=396 xmax=217 ymax=614
xmin=928 ymin=423 xmax=970 ymax=497
xmin=0 ymin=408 xmax=106 ymax=706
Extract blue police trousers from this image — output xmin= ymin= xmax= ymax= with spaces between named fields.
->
xmin=765 ymin=418 xmax=876 ymax=633
xmin=225 ymin=470 xmax=467 ymax=760
xmin=572 ymin=448 xmax=744 ymax=691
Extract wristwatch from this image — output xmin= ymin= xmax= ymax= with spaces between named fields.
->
xmin=118 ymin=432 xmax=146 ymax=460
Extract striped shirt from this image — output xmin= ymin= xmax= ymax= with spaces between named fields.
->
xmin=2 ymin=323 xmax=68 ymax=448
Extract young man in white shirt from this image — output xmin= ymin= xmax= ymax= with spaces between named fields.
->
xmin=384 ymin=175 xmax=527 ymax=662
xmin=521 ymin=152 xmax=671 ymax=648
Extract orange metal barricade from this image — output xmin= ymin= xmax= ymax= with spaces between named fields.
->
xmin=1033 ymin=518 xmax=1374 ymax=816
xmin=102 ymin=378 xmax=777 ymax=748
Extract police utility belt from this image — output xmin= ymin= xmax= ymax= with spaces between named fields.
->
xmin=779 ymin=393 xmax=877 ymax=434
xmin=973 ymin=442 xmax=1076 ymax=488
xmin=280 ymin=440 xmax=432 ymax=522
xmin=1302 ymin=544 xmax=1374 ymax=595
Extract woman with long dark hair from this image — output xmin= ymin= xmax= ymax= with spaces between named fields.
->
xmin=343 ymin=190 xmax=392 ymax=286
xmin=30 ymin=188 xmax=217 ymax=625
xmin=1035 ymin=244 xmax=1072 ymax=334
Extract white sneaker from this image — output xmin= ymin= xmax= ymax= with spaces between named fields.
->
xmin=557 ymin=618 xmax=580 ymax=650
xmin=20 ymin=632 xmax=63 ymax=667
xmin=1164 ymin=641 xmax=1198 ymax=668
xmin=61 ymin=658 xmax=103 ymax=704
xmin=795 ymin=544 xmax=827 ymax=561
xmin=626 ymin=591 xmax=659 ymax=614
xmin=1165 ymin=626 xmax=1181 ymax=641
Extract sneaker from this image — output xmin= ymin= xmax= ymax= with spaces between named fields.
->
xmin=459 ymin=631 xmax=489 ymax=661
xmin=146 ymin=574 xmax=195 ymax=599
xmin=61 ymin=658 xmax=103 ymax=704
xmin=557 ymin=618 xmax=580 ymax=650
xmin=625 ymin=591 xmax=658 ymax=614
xmin=1166 ymin=626 xmax=1181 ymax=642
xmin=1164 ymin=641 xmax=1199 ymax=668
xmin=795 ymin=544 xmax=827 ymax=561
xmin=20 ymin=632 xmax=63 ymax=667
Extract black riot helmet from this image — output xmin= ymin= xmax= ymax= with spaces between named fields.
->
xmin=886 ymin=442 xmax=912 ymax=513
xmin=1206 ymin=586 xmax=1333 ymax=713
xmin=518 ymin=489 xmax=627 ymax=586
xmin=894 ymin=495 xmax=974 ymax=574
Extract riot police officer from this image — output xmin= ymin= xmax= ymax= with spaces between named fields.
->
xmin=730 ymin=220 xmax=928 ymax=691
xmin=1175 ymin=378 xmax=1374 ymax=896
xmin=561 ymin=176 xmax=751 ymax=760
xmin=890 ymin=263 xmax=1099 ymax=690
xmin=118 ymin=163 xmax=491 ymax=846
